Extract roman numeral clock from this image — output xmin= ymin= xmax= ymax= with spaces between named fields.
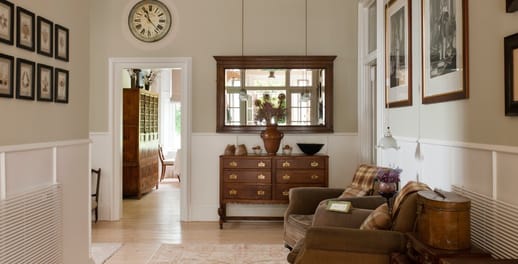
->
xmin=128 ymin=0 xmax=172 ymax=42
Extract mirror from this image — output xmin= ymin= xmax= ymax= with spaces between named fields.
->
xmin=215 ymin=56 xmax=336 ymax=133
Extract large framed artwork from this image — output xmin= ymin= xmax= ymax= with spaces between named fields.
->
xmin=385 ymin=0 xmax=412 ymax=108
xmin=55 ymin=24 xmax=69 ymax=62
xmin=16 ymin=6 xmax=35 ymax=52
xmin=54 ymin=67 xmax=68 ymax=103
xmin=504 ymin=33 xmax=518 ymax=116
xmin=16 ymin=58 xmax=35 ymax=100
xmin=0 ymin=53 xmax=14 ymax=98
xmin=421 ymin=0 xmax=469 ymax=104
xmin=37 ymin=63 xmax=53 ymax=102
xmin=37 ymin=16 xmax=53 ymax=57
xmin=0 ymin=0 xmax=14 ymax=45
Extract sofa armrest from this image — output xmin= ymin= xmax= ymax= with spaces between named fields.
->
xmin=312 ymin=205 xmax=372 ymax=228
xmin=284 ymin=187 xmax=345 ymax=217
xmin=304 ymin=226 xmax=407 ymax=254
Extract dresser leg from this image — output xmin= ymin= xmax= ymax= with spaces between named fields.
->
xmin=218 ymin=204 xmax=226 ymax=229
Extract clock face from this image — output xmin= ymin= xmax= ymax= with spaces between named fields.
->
xmin=128 ymin=0 xmax=172 ymax=42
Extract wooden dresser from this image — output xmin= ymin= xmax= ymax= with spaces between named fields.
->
xmin=218 ymin=154 xmax=328 ymax=228
xmin=122 ymin=88 xmax=159 ymax=198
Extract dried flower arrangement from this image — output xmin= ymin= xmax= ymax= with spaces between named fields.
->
xmin=376 ymin=168 xmax=402 ymax=183
xmin=254 ymin=93 xmax=287 ymax=125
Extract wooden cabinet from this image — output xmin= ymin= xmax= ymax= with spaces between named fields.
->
xmin=218 ymin=154 xmax=328 ymax=228
xmin=123 ymin=88 xmax=159 ymax=198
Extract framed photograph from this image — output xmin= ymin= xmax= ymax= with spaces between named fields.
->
xmin=422 ymin=0 xmax=469 ymax=104
xmin=504 ymin=33 xmax=518 ymax=116
xmin=55 ymin=24 xmax=69 ymax=62
xmin=385 ymin=0 xmax=412 ymax=108
xmin=54 ymin=67 xmax=68 ymax=103
xmin=37 ymin=16 xmax=53 ymax=57
xmin=16 ymin=6 xmax=35 ymax=52
xmin=507 ymin=0 xmax=518 ymax=13
xmin=0 ymin=0 xmax=14 ymax=45
xmin=16 ymin=58 xmax=35 ymax=100
xmin=37 ymin=63 xmax=53 ymax=101
xmin=0 ymin=53 xmax=14 ymax=97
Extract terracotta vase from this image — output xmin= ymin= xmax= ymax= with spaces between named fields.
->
xmin=260 ymin=124 xmax=284 ymax=155
xmin=378 ymin=182 xmax=397 ymax=194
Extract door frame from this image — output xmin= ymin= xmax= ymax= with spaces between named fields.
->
xmin=109 ymin=57 xmax=192 ymax=221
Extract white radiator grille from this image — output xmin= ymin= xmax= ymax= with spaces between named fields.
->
xmin=453 ymin=185 xmax=518 ymax=259
xmin=0 ymin=184 xmax=63 ymax=264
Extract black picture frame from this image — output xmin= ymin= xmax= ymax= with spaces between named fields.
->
xmin=0 ymin=53 xmax=14 ymax=98
xmin=36 ymin=16 xmax=53 ymax=57
xmin=16 ymin=58 xmax=35 ymax=100
xmin=0 ymin=0 xmax=14 ymax=45
xmin=55 ymin=24 xmax=69 ymax=62
xmin=16 ymin=6 xmax=35 ymax=52
xmin=54 ymin=67 xmax=68 ymax=103
xmin=504 ymin=33 xmax=518 ymax=116
xmin=507 ymin=0 xmax=518 ymax=13
xmin=37 ymin=63 xmax=53 ymax=102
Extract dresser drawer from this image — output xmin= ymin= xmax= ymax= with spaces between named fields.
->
xmin=223 ymin=183 xmax=272 ymax=200
xmin=274 ymin=184 xmax=325 ymax=201
xmin=276 ymin=170 xmax=325 ymax=184
xmin=221 ymin=158 xmax=271 ymax=169
xmin=223 ymin=170 xmax=271 ymax=183
xmin=275 ymin=156 xmax=327 ymax=169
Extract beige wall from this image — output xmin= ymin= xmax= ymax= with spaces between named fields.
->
xmin=390 ymin=0 xmax=518 ymax=147
xmin=89 ymin=0 xmax=359 ymax=133
xmin=0 ymin=0 xmax=89 ymax=145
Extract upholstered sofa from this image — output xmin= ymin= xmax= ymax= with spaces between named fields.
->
xmin=287 ymin=181 xmax=431 ymax=264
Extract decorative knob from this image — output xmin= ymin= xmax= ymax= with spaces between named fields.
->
xmin=310 ymin=161 xmax=319 ymax=167
xmin=257 ymin=190 xmax=265 ymax=196
xmin=229 ymin=174 xmax=238 ymax=180
xmin=257 ymin=174 xmax=266 ymax=180
xmin=229 ymin=189 xmax=237 ymax=195
xmin=311 ymin=175 xmax=319 ymax=180
xmin=282 ymin=174 xmax=291 ymax=180
xmin=282 ymin=191 xmax=289 ymax=196
xmin=282 ymin=161 xmax=291 ymax=167
xmin=257 ymin=161 xmax=266 ymax=167
xmin=229 ymin=161 xmax=238 ymax=167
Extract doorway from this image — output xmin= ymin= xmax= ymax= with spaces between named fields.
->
xmin=109 ymin=57 xmax=192 ymax=221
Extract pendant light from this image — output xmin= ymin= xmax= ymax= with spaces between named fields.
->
xmin=300 ymin=0 xmax=311 ymax=103
xmin=378 ymin=97 xmax=399 ymax=149
xmin=239 ymin=0 xmax=247 ymax=101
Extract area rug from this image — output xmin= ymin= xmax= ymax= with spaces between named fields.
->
xmin=147 ymin=244 xmax=289 ymax=264
xmin=92 ymin=243 xmax=123 ymax=264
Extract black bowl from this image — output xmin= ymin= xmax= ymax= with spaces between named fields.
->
xmin=297 ymin=143 xmax=324 ymax=155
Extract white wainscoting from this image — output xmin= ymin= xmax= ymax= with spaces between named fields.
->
xmin=190 ymin=133 xmax=359 ymax=221
xmin=89 ymin=132 xmax=115 ymax=221
xmin=0 ymin=139 xmax=91 ymax=264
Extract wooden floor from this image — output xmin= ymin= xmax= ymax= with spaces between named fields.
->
xmin=92 ymin=178 xmax=284 ymax=263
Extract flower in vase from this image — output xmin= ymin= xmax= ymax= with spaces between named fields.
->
xmin=376 ymin=168 xmax=402 ymax=183
xmin=254 ymin=93 xmax=286 ymax=125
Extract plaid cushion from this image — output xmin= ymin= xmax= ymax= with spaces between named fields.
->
xmin=359 ymin=203 xmax=391 ymax=230
xmin=339 ymin=164 xmax=389 ymax=198
xmin=392 ymin=181 xmax=430 ymax=218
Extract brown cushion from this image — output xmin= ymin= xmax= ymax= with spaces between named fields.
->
xmin=286 ymin=214 xmax=314 ymax=247
xmin=339 ymin=164 xmax=389 ymax=198
xmin=359 ymin=203 xmax=391 ymax=230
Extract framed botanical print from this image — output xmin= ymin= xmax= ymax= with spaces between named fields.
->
xmin=54 ymin=67 xmax=68 ymax=103
xmin=16 ymin=58 xmax=35 ymax=100
xmin=385 ymin=0 xmax=412 ymax=108
xmin=0 ymin=53 xmax=14 ymax=97
xmin=0 ymin=0 xmax=14 ymax=45
xmin=504 ymin=33 xmax=518 ymax=116
xmin=16 ymin=6 xmax=35 ymax=52
xmin=421 ymin=0 xmax=469 ymax=104
xmin=55 ymin=24 xmax=69 ymax=62
xmin=37 ymin=63 xmax=53 ymax=102
xmin=37 ymin=16 xmax=53 ymax=57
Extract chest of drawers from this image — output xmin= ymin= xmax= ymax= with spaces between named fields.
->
xmin=218 ymin=154 xmax=328 ymax=228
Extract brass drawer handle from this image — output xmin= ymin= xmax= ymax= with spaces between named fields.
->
xmin=282 ymin=174 xmax=291 ymax=180
xmin=282 ymin=161 xmax=291 ymax=167
xmin=311 ymin=174 xmax=319 ymax=180
xmin=229 ymin=161 xmax=238 ymax=167
xmin=282 ymin=191 xmax=289 ymax=196
xmin=257 ymin=174 xmax=266 ymax=180
xmin=257 ymin=161 xmax=266 ymax=168
xmin=257 ymin=190 xmax=265 ymax=196
xmin=310 ymin=161 xmax=319 ymax=167
xmin=229 ymin=189 xmax=237 ymax=196
xmin=229 ymin=174 xmax=238 ymax=180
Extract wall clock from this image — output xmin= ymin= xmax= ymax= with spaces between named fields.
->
xmin=128 ymin=0 xmax=172 ymax=42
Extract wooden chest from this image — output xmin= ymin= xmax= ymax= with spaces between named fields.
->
xmin=417 ymin=190 xmax=471 ymax=250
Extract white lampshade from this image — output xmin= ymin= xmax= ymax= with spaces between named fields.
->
xmin=378 ymin=127 xmax=400 ymax=150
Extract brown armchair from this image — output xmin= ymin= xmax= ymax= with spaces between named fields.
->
xmin=284 ymin=164 xmax=391 ymax=249
xmin=288 ymin=181 xmax=431 ymax=264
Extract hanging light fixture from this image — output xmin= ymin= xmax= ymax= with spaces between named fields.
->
xmin=268 ymin=70 xmax=275 ymax=78
xmin=239 ymin=0 xmax=247 ymax=102
xmin=300 ymin=0 xmax=311 ymax=103
xmin=378 ymin=100 xmax=399 ymax=149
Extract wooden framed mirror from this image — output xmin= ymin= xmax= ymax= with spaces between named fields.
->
xmin=215 ymin=56 xmax=336 ymax=133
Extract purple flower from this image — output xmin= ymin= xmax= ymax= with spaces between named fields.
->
xmin=376 ymin=168 xmax=402 ymax=183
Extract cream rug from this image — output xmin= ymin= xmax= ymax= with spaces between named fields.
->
xmin=147 ymin=244 xmax=289 ymax=264
xmin=92 ymin=243 xmax=123 ymax=264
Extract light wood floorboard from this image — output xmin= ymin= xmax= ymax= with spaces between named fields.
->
xmin=92 ymin=178 xmax=284 ymax=263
